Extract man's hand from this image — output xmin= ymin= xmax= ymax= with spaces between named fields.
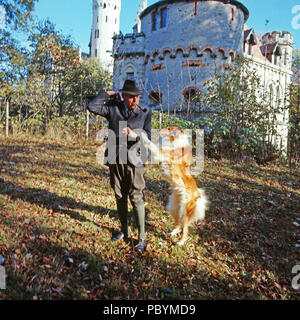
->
xmin=122 ymin=127 xmax=138 ymax=139
xmin=106 ymin=91 xmax=121 ymax=101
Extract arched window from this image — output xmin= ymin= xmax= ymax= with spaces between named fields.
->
xmin=269 ymin=84 xmax=274 ymax=108
xmin=152 ymin=11 xmax=159 ymax=31
xmin=284 ymin=50 xmax=287 ymax=66
xmin=275 ymin=85 xmax=282 ymax=109
xmin=149 ymin=91 xmax=162 ymax=104
xmin=194 ymin=1 xmax=198 ymax=16
xmin=160 ymin=8 xmax=167 ymax=28
xmin=182 ymin=87 xmax=200 ymax=103
xmin=125 ymin=65 xmax=135 ymax=81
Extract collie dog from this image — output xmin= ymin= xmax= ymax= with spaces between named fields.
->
xmin=140 ymin=127 xmax=208 ymax=245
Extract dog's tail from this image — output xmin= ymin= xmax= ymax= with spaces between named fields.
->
xmin=194 ymin=188 xmax=208 ymax=221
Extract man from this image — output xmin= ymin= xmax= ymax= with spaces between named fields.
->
xmin=87 ymin=80 xmax=151 ymax=252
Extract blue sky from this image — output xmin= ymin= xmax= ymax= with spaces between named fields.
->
xmin=32 ymin=0 xmax=300 ymax=53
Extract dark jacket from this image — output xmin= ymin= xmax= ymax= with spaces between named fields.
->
xmin=87 ymin=91 xmax=152 ymax=166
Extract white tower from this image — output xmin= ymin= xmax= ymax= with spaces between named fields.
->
xmin=135 ymin=0 xmax=147 ymax=33
xmin=90 ymin=0 xmax=121 ymax=72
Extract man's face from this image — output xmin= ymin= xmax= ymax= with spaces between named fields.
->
xmin=122 ymin=94 xmax=139 ymax=110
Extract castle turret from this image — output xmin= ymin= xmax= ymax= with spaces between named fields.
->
xmin=262 ymin=31 xmax=293 ymax=69
xmin=139 ymin=0 xmax=249 ymax=108
xmin=90 ymin=0 xmax=121 ymax=72
xmin=134 ymin=0 xmax=147 ymax=33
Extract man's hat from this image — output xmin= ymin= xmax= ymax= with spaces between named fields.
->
xmin=120 ymin=80 xmax=142 ymax=96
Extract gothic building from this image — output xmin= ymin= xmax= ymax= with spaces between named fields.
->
xmin=89 ymin=0 xmax=294 ymax=149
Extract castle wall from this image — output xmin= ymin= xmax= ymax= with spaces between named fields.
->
xmin=140 ymin=0 xmax=246 ymax=109
xmin=113 ymin=33 xmax=146 ymax=100
xmin=245 ymin=52 xmax=293 ymax=151
xmin=111 ymin=0 xmax=293 ymax=151
xmin=141 ymin=1 xmax=245 ymax=54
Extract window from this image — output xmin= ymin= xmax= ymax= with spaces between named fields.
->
xmin=182 ymin=60 xmax=206 ymax=68
xmin=194 ymin=1 xmax=198 ymax=16
xmin=269 ymin=84 xmax=274 ymax=107
xmin=284 ymin=50 xmax=287 ymax=65
xmin=152 ymin=11 xmax=159 ymax=31
xmin=150 ymin=63 xmax=165 ymax=72
xmin=126 ymin=72 xmax=134 ymax=80
xmin=106 ymin=16 xmax=108 ymax=23
xmin=95 ymin=29 xmax=99 ymax=39
xmin=248 ymin=43 xmax=252 ymax=55
xmin=160 ymin=8 xmax=167 ymax=28
xmin=149 ymin=91 xmax=162 ymax=104
xmin=95 ymin=49 xmax=98 ymax=57
xmin=183 ymin=87 xmax=200 ymax=103
xmin=125 ymin=65 xmax=135 ymax=80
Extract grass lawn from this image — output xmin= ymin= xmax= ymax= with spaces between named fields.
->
xmin=0 ymin=134 xmax=299 ymax=300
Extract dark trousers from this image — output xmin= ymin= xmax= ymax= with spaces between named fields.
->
xmin=109 ymin=163 xmax=146 ymax=240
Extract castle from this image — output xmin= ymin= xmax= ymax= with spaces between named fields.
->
xmin=89 ymin=0 xmax=294 ymax=149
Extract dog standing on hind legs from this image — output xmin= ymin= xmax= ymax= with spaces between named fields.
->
xmin=139 ymin=126 xmax=208 ymax=246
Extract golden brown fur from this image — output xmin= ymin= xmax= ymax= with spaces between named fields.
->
xmin=141 ymin=127 xmax=208 ymax=245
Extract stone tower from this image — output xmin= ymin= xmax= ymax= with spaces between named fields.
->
xmin=113 ymin=0 xmax=249 ymax=108
xmin=134 ymin=0 xmax=148 ymax=33
xmin=90 ymin=0 xmax=121 ymax=71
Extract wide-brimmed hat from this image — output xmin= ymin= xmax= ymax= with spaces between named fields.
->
xmin=119 ymin=80 xmax=142 ymax=96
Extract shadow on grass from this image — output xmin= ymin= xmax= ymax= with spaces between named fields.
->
xmin=1 ymin=217 xmax=283 ymax=300
xmin=0 ymin=139 xmax=298 ymax=299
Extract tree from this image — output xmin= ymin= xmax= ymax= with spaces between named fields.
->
xmin=27 ymin=20 xmax=112 ymax=118
xmin=0 ymin=0 xmax=37 ymax=30
xmin=0 ymin=0 xmax=37 ymax=134
xmin=288 ymin=48 xmax=300 ymax=165
xmin=293 ymin=48 xmax=300 ymax=68
xmin=193 ymin=57 xmax=285 ymax=161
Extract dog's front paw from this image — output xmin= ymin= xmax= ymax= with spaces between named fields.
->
xmin=168 ymin=228 xmax=181 ymax=237
xmin=177 ymin=238 xmax=189 ymax=246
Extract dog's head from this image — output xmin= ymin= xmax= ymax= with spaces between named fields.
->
xmin=159 ymin=126 xmax=193 ymax=166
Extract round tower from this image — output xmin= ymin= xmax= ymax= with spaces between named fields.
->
xmin=139 ymin=0 xmax=248 ymax=109
xmin=90 ymin=0 xmax=121 ymax=71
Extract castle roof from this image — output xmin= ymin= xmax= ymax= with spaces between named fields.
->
xmin=260 ymin=43 xmax=281 ymax=56
xmin=244 ymin=28 xmax=257 ymax=45
xmin=140 ymin=0 xmax=249 ymax=21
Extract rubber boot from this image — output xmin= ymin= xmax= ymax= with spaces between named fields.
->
xmin=133 ymin=203 xmax=146 ymax=241
xmin=116 ymin=198 xmax=129 ymax=238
